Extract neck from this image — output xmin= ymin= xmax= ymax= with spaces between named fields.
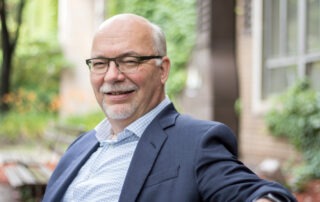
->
xmin=108 ymin=94 xmax=167 ymax=134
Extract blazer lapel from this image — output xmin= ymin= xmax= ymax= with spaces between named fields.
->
xmin=119 ymin=104 xmax=179 ymax=202
xmin=44 ymin=130 xmax=99 ymax=201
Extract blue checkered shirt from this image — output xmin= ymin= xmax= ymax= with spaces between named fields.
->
xmin=62 ymin=97 xmax=171 ymax=202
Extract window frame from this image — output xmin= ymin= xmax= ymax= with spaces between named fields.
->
xmin=252 ymin=0 xmax=320 ymax=113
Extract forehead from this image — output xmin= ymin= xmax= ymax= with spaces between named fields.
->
xmin=91 ymin=18 xmax=154 ymax=56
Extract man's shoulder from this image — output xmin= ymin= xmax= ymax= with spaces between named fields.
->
xmin=176 ymin=113 xmax=221 ymax=128
xmin=158 ymin=104 xmax=220 ymax=126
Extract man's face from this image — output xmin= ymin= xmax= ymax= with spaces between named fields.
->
xmin=90 ymin=17 xmax=170 ymax=128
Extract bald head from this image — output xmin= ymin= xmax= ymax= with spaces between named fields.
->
xmin=92 ymin=14 xmax=166 ymax=57
xmin=98 ymin=14 xmax=150 ymax=30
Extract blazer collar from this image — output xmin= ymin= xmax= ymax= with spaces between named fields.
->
xmin=44 ymin=130 xmax=99 ymax=201
xmin=119 ymin=103 xmax=179 ymax=202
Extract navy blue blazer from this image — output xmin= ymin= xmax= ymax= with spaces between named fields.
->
xmin=43 ymin=104 xmax=296 ymax=202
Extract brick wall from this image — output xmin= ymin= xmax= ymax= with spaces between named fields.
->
xmin=236 ymin=0 xmax=299 ymax=165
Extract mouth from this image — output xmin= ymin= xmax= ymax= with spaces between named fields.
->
xmin=106 ymin=89 xmax=136 ymax=96
xmin=100 ymin=84 xmax=138 ymax=98
xmin=99 ymin=84 xmax=138 ymax=101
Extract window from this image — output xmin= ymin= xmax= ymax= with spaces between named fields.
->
xmin=261 ymin=0 xmax=320 ymax=99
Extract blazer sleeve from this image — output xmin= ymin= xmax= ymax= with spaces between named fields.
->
xmin=194 ymin=123 xmax=297 ymax=202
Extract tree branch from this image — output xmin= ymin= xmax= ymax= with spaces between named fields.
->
xmin=11 ymin=0 xmax=26 ymax=52
xmin=0 ymin=0 xmax=10 ymax=53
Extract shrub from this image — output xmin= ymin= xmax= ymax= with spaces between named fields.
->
xmin=0 ymin=111 xmax=54 ymax=143
xmin=0 ymin=40 xmax=66 ymax=142
xmin=265 ymin=79 xmax=320 ymax=189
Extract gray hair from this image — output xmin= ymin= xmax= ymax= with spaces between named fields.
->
xmin=149 ymin=23 xmax=167 ymax=56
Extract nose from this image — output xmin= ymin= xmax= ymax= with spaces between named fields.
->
xmin=103 ymin=61 xmax=125 ymax=82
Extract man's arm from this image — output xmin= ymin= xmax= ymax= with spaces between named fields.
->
xmin=195 ymin=122 xmax=297 ymax=201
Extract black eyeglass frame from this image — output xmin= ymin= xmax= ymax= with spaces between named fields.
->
xmin=85 ymin=55 xmax=163 ymax=74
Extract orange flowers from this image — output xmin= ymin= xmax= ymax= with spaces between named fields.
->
xmin=1 ymin=88 xmax=60 ymax=114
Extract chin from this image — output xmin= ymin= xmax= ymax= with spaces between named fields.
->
xmin=103 ymin=104 xmax=136 ymax=120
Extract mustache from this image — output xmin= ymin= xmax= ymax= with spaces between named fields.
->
xmin=99 ymin=84 xmax=138 ymax=93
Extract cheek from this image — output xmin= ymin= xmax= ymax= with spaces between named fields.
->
xmin=135 ymin=72 xmax=155 ymax=88
xmin=90 ymin=75 xmax=103 ymax=98
xmin=137 ymin=71 xmax=162 ymax=94
xmin=91 ymin=75 xmax=102 ymax=89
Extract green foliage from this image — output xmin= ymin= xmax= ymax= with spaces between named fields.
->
xmin=0 ymin=0 xmax=65 ymax=142
xmin=265 ymin=79 xmax=320 ymax=185
xmin=13 ymin=40 xmax=66 ymax=97
xmin=234 ymin=98 xmax=242 ymax=116
xmin=11 ymin=0 xmax=62 ymax=94
xmin=0 ymin=111 xmax=54 ymax=143
xmin=107 ymin=0 xmax=196 ymax=98
xmin=0 ymin=33 xmax=66 ymax=143
xmin=19 ymin=0 xmax=59 ymax=42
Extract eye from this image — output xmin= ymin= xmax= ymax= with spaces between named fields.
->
xmin=92 ymin=59 xmax=108 ymax=69
xmin=120 ymin=57 xmax=140 ymax=66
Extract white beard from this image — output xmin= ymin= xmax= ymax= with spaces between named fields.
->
xmin=102 ymin=97 xmax=138 ymax=120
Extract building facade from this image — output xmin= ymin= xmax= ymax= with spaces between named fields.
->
xmin=58 ymin=0 xmax=105 ymax=117
xmin=181 ymin=0 xmax=320 ymax=165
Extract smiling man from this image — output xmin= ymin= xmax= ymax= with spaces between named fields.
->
xmin=43 ymin=14 xmax=297 ymax=202
xmin=89 ymin=16 xmax=169 ymax=132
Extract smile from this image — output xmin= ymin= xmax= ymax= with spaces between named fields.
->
xmin=99 ymin=83 xmax=138 ymax=95
xmin=107 ymin=90 xmax=135 ymax=95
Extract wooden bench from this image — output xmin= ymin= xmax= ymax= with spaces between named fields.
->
xmin=3 ymin=161 xmax=53 ymax=201
xmin=3 ymin=124 xmax=85 ymax=201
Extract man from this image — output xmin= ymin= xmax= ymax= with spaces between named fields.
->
xmin=43 ymin=14 xmax=296 ymax=202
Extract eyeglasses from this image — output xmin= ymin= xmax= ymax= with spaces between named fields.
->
xmin=85 ymin=55 xmax=163 ymax=74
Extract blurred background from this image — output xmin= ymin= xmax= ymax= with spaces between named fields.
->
xmin=0 ymin=0 xmax=319 ymax=201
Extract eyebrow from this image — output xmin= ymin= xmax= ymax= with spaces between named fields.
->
xmin=91 ymin=51 xmax=141 ymax=59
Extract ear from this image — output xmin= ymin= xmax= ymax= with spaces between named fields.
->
xmin=160 ymin=56 xmax=171 ymax=84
